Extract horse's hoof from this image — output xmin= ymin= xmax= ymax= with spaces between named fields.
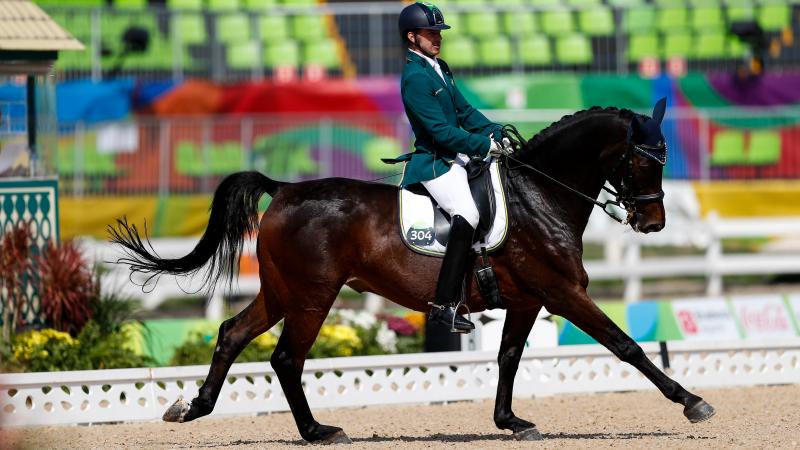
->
xmin=684 ymin=399 xmax=715 ymax=423
xmin=162 ymin=396 xmax=190 ymax=423
xmin=513 ymin=427 xmax=543 ymax=441
xmin=321 ymin=430 xmax=352 ymax=445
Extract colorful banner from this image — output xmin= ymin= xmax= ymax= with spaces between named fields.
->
xmin=730 ymin=294 xmax=796 ymax=339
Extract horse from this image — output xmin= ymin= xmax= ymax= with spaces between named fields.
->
xmin=109 ymin=100 xmax=715 ymax=443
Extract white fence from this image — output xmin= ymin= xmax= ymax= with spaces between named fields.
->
xmin=82 ymin=186 xmax=800 ymax=311
xmin=1 ymin=339 xmax=798 ymax=427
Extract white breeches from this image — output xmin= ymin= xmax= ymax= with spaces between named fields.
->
xmin=421 ymin=154 xmax=480 ymax=228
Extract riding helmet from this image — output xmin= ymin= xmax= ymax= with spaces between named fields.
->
xmin=398 ymin=2 xmax=451 ymax=41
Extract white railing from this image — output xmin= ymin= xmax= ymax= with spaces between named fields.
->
xmin=83 ymin=205 xmax=800 ymax=309
xmin=1 ymin=339 xmax=798 ymax=427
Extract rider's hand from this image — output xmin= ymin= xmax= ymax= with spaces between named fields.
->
xmin=489 ymin=138 xmax=513 ymax=157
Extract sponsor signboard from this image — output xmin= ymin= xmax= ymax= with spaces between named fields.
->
xmin=672 ymin=298 xmax=740 ymax=341
xmin=788 ymin=294 xmax=800 ymax=334
xmin=730 ymin=294 xmax=796 ymax=339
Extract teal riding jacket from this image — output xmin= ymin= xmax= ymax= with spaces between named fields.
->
xmin=391 ymin=50 xmax=502 ymax=187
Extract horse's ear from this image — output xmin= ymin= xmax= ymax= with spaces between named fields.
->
xmin=652 ymin=97 xmax=667 ymax=125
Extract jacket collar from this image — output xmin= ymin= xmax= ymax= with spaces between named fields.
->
xmin=406 ymin=49 xmax=448 ymax=90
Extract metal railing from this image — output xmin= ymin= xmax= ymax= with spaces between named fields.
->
xmin=41 ymin=3 xmax=800 ymax=81
xmin=39 ymin=107 xmax=800 ymax=197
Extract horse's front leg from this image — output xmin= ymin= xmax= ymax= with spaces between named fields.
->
xmin=546 ymin=285 xmax=715 ymax=423
xmin=493 ymin=305 xmax=543 ymax=440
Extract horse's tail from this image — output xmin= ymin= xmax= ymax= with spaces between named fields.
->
xmin=108 ymin=171 xmax=285 ymax=292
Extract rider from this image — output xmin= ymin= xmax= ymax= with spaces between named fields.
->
xmin=393 ymin=2 xmax=512 ymax=333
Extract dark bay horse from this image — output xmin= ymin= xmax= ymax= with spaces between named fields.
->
xmin=110 ymin=101 xmax=715 ymax=443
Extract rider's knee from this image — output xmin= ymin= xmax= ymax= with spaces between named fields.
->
xmin=459 ymin=207 xmax=480 ymax=229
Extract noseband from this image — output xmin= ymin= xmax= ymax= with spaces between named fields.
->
xmin=501 ymin=122 xmax=667 ymax=224
xmin=602 ymin=138 xmax=667 ymax=223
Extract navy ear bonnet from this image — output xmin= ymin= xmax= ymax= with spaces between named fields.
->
xmin=628 ymin=97 xmax=668 ymax=164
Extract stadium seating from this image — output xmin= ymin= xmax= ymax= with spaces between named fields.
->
xmin=36 ymin=0 xmax=800 ymax=76
xmin=747 ymin=131 xmax=781 ymax=165
xmin=711 ymin=130 xmax=747 ymax=165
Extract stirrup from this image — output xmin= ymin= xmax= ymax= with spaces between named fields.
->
xmin=427 ymin=301 xmax=473 ymax=334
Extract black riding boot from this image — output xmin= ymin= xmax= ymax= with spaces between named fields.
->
xmin=428 ymin=215 xmax=476 ymax=333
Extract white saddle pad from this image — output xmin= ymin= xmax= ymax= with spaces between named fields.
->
xmin=398 ymin=160 xmax=509 ymax=257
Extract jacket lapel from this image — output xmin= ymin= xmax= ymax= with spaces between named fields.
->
xmin=407 ymin=50 xmax=448 ymax=91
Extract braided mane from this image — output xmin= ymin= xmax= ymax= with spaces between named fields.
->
xmin=516 ymin=106 xmax=636 ymax=160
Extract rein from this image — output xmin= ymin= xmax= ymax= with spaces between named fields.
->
xmin=500 ymin=123 xmax=667 ymax=224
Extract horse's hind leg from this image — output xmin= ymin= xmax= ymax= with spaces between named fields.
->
xmin=270 ymin=305 xmax=351 ymax=444
xmin=493 ymin=305 xmax=542 ymax=440
xmin=549 ymin=290 xmax=715 ymax=423
xmin=164 ymin=291 xmax=283 ymax=423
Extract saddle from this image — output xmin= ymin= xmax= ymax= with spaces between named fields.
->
xmin=398 ymin=158 xmax=508 ymax=310
xmin=405 ymin=157 xmax=496 ymax=247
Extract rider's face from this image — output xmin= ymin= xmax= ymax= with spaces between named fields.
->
xmin=408 ymin=29 xmax=442 ymax=58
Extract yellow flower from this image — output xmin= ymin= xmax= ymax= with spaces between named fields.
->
xmin=253 ymin=331 xmax=278 ymax=349
xmin=404 ymin=312 xmax=425 ymax=332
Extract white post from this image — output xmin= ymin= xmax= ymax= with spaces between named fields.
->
xmin=623 ymin=237 xmax=642 ymax=302
xmin=705 ymin=211 xmax=723 ymax=296
xmin=206 ymin=293 xmax=224 ymax=321
xmin=364 ymin=293 xmax=384 ymax=314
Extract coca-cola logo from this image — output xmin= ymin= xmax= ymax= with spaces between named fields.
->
xmin=739 ymin=304 xmax=790 ymax=332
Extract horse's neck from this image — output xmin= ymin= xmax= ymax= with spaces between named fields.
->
xmin=511 ymin=115 xmax=627 ymax=236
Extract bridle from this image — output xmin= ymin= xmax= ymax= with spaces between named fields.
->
xmin=501 ymin=121 xmax=667 ymax=224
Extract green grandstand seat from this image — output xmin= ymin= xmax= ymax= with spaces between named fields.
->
xmin=123 ymin=37 xmax=174 ymax=69
xmin=711 ymin=130 xmax=746 ymax=165
xmin=291 ymin=15 xmax=328 ymax=42
xmin=227 ymin=41 xmax=259 ymax=69
xmin=694 ymin=31 xmax=727 ymax=59
xmin=167 ymin=0 xmax=203 ymax=9
xmin=208 ymin=0 xmax=241 ymax=11
xmin=264 ymin=40 xmax=300 ymax=67
xmin=216 ymin=14 xmax=252 ymax=43
xmin=579 ymin=7 xmax=614 ymax=36
xmin=691 ymin=7 xmax=725 ymax=30
xmin=653 ymin=0 xmax=686 ymax=6
xmin=242 ymin=0 xmax=277 ymax=9
xmin=657 ymin=7 xmax=689 ymax=32
xmin=727 ymin=36 xmax=746 ymax=57
xmin=59 ymin=144 xmax=118 ymax=176
xmin=663 ymin=31 xmax=693 ymax=58
xmin=624 ymin=7 xmax=656 ymax=34
xmin=555 ymin=33 xmax=592 ymax=65
xmin=501 ymin=12 xmax=537 ymax=36
xmin=747 ymin=131 xmax=781 ymax=165
xmin=726 ymin=5 xmax=755 ymax=22
xmin=455 ymin=0 xmax=485 ymax=5
xmin=519 ymin=34 xmax=552 ymax=66
xmin=302 ymin=39 xmax=341 ymax=69
xmin=280 ymin=0 xmax=317 ymax=5
xmin=258 ymin=15 xmax=290 ymax=41
xmin=530 ymin=0 xmax=562 ymax=7
xmin=172 ymin=14 xmax=207 ymax=44
xmin=493 ymin=0 xmax=525 ymax=5
xmin=113 ymin=0 xmax=148 ymax=9
xmin=688 ymin=0 xmax=719 ymax=6
xmin=757 ymin=4 xmax=790 ymax=31
xmin=607 ymin=0 xmax=645 ymax=6
xmin=628 ymin=32 xmax=660 ymax=61
xmin=464 ymin=12 xmax=500 ymax=37
xmin=478 ymin=36 xmax=513 ymax=67
xmin=565 ymin=0 xmax=602 ymax=8
xmin=541 ymin=10 xmax=574 ymax=36
xmin=439 ymin=36 xmax=477 ymax=68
